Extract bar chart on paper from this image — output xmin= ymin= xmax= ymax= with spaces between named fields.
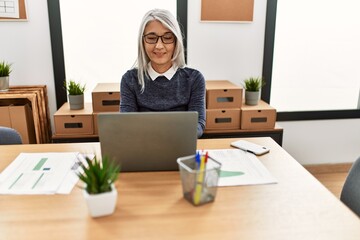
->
xmin=0 ymin=152 xmax=79 ymax=194
xmin=220 ymin=170 xmax=245 ymax=177
xmin=207 ymin=149 xmax=277 ymax=186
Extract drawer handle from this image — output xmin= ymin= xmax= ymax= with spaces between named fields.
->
xmin=215 ymin=118 xmax=232 ymax=123
xmin=216 ymin=97 xmax=233 ymax=103
xmin=251 ymin=117 xmax=267 ymax=123
xmin=64 ymin=123 xmax=83 ymax=129
xmin=102 ymin=100 xmax=120 ymax=106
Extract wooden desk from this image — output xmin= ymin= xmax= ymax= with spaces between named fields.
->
xmin=0 ymin=138 xmax=359 ymax=239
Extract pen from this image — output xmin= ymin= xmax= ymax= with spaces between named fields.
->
xmin=195 ymin=151 xmax=201 ymax=172
xmin=194 ymin=151 xmax=206 ymax=205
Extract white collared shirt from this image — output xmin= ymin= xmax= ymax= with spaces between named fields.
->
xmin=147 ymin=62 xmax=178 ymax=81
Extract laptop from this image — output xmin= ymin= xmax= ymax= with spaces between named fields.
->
xmin=97 ymin=111 xmax=198 ymax=172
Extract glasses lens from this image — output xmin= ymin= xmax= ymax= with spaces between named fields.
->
xmin=162 ymin=33 xmax=175 ymax=44
xmin=144 ymin=34 xmax=158 ymax=44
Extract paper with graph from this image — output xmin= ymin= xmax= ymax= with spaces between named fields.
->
xmin=0 ymin=152 xmax=80 ymax=194
xmin=0 ymin=0 xmax=19 ymax=18
xmin=207 ymin=149 xmax=277 ymax=186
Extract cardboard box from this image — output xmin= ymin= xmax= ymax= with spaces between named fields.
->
xmin=54 ymin=102 xmax=94 ymax=135
xmin=206 ymin=108 xmax=241 ymax=130
xmin=92 ymin=83 xmax=120 ymax=112
xmin=241 ymin=100 xmax=276 ymax=130
xmin=206 ymin=80 xmax=243 ymax=109
xmin=0 ymin=104 xmax=36 ymax=144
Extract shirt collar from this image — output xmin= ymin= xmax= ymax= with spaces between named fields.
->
xmin=147 ymin=62 xmax=178 ymax=81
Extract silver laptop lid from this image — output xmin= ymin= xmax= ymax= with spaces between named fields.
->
xmin=97 ymin=111 xmax=198 ymax=172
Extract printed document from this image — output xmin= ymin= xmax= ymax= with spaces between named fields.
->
xmin=207 ymin=149 xmax=277 ymax=186
xmin=0 ymin=152 xmax=82 ymax=195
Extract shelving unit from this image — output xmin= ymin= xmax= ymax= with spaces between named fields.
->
xmin=0 ymin=85 xmax=52 ymax=143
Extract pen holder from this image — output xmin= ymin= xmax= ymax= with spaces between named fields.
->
xmin=177 ymin=155 xmax=221 ymax=206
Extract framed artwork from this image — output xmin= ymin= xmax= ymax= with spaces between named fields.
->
xmin=0 ymin=0 xmax=27 ymax=21
xmin=201 ymin=0 xmax=254 ymax=22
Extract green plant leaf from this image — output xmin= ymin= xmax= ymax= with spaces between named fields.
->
xmin=243 ymin=77 xmax=265 ymax=92
xmin=64 ymin=79 xmax=86 ymax=95
xmin=77 ymin=155 xmax=120 ymax=195
xmin=0 ymin=61 xmax=12 ymax=77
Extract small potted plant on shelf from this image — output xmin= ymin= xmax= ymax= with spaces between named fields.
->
xmin=77 ymin=155 xmax=120 ymax=218
xmin=0 ymin=61 xmax=12 ymax=92
xmin=243 ymin=77 xmax=265 ymax=106
xmin=64 ymin=79 xmax=86 ymax=110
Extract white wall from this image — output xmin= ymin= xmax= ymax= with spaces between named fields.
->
xmin=0 ymin=2 xmax=56 ymax=128
xmin=281 ymin=119 xmax=360 ymax=165
xmin=60 ymin=0 xmax=177 ymax=103
xmin=187 ymin=0 xmax=266 ymax=85
xmin=1 ymin=1 xmax=359 ymax=165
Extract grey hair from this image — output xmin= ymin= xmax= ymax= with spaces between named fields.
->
xmin=136 ymin=9 xmax=186 ymax=92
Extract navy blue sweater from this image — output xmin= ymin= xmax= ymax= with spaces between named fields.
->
xmin=120 ymin=67 xmax=206 ymax=138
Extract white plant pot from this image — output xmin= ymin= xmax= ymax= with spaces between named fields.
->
xmin=245 ymin=91 xmax=260 ymax=106
xmin=0 ymin=76 xmax=9 ymax=92
xmin=68 ymin=94 xmax=84 ymax=110
xmin=83 ymin=184 xmax=118 ymax=218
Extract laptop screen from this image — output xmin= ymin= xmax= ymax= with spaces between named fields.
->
xmin=97 ymin=111 xmax=198 ymax=172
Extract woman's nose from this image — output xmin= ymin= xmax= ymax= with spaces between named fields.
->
xmin=155 ymin=39 xmax=165 ymax=49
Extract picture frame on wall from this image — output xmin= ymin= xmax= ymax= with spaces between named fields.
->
xmin=0 ymin=0 xmax=27 ymax=21
xmin=201 ymin=0 xmax=254 ymax=22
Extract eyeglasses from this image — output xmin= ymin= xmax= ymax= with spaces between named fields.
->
xmin=143 ymin=32 xmax=176 ymax=44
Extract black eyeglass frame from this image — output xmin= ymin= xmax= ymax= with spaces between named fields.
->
xmin=143 ymin=32 xmax=176 ymax=44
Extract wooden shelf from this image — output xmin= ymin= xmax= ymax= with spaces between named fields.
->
xmin=52 ymin=127 xmax=283 ymax=145
xmin=0 ymin=85 xmax=52 ymax=143
xmin=202 ymin=125 xmax=283 ymax=146
xmin=52 ymin=134 xmax=99 ymax=143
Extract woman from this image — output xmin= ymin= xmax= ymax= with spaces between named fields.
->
xmin=120 ymin=9 xmax=206 ymax=138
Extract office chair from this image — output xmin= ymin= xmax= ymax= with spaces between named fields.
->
xmin=0 ymin=126 xmax=23 ymax=145
xmin=340 ymin=156 xmax=360 ymax=217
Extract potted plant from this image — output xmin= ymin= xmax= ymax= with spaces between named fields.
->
xmin=64 ymin=79 xmax=86 ymax=110
xmin=243 ymin=77 xmax=265 ymax=105
xmin=77 ymin=155 xmax=120 ymax=218
xmin=0 ymin=61 xmax=12 ymax=92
